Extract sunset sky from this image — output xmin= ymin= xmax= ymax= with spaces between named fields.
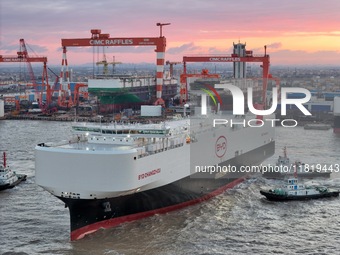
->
xmin=1 ymin=0 xmax=340 ymax=66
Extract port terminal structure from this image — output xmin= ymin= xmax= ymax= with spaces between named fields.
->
xmin=59 ymin=23 xmax=170 ymax=106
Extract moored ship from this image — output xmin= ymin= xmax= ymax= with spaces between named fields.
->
xmin=88 ymin=73 xmax=178 ymax=110
xmin=35 ymin=109 xmax=275 ymax=240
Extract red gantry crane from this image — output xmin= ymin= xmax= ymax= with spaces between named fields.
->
xmin=179 ymin=69 xmax=220 ymax=104
xmin=182 ymin=46 xmax=270 ymax=108
xmin=0 ymin=39 xmax=51 ymax=107
xmin=60 ymin=23 xmax=170 ymax=106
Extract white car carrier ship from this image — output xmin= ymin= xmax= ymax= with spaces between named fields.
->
xmin=35 ymin=109 xmax=275 ymax=240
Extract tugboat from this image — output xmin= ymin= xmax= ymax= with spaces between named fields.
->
xmin=260 ymin=170 xmax=339 ymax=201
xmin=262 ymin=147 xmax=331 ymax=179
xmin=0 ymin=152 xmax=27 ymax=191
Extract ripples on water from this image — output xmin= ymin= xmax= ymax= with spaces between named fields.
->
xmin=1 ymin=121 xmax=340 ymax=255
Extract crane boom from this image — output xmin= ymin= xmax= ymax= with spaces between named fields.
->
xmin=0 ymin=40 xmax=50 ymax=106
xmin=156 ymin=23 xmax=171 ymax=37
xmin=0 ymin=56 xmax=47 ymax=62
xmin=62 ymin=37 xmax=166 ymax=49
xmin=19 ymin=39 xmax=37 ymax=87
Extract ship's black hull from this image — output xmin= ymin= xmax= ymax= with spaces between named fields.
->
xmin=0 ymin=183 xmax=10 ymax=191
xmin=260 ymin=190 xmax=340 ymax=201
xmin=59 ymin=141 xmax=275 ymax=240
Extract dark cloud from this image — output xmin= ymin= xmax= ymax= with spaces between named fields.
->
xmin=207 ymin=47 xmax=233 ymax=54
xmin=251 ymin=43 xmax=282 ymax=52
xmin=167 ymin=43 xmax=201 ymax=54
xmin=0 ymin=44 xmax=18 ymax=53
xmin=1 ymin=42 xmax=47 ymax=54
xmin=267 ymin=42 xmax=282 ymax=49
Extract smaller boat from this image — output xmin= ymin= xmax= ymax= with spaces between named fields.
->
xmin=262 ymin=147 xmax=331 ymax=179
xmin=0 ymin=152 xmax=27 ymax=191
xmin=260 ymin=177 xmax=339 ymax=201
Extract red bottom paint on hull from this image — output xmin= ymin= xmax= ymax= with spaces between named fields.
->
xmin=70 ymin=177 xmax=245 ymax=241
